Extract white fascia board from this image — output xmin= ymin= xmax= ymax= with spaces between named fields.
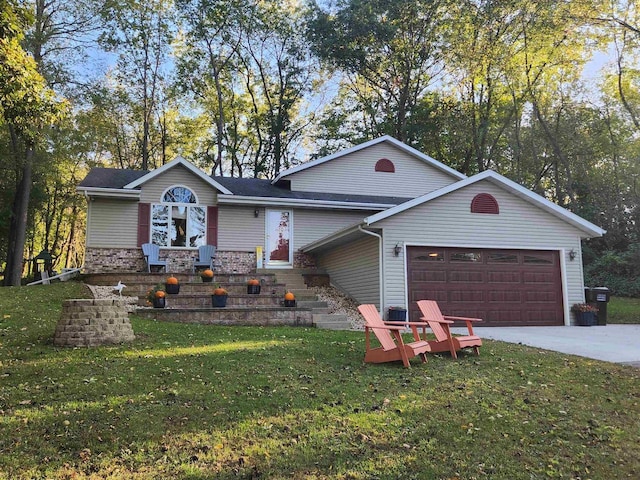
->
xmin=76 ymin=186 xmax=141 ymax=199
xmin=300 ymin=222 xmax=365 ymax=252
xmin=365 ymin=170 xmax=606 ymax=238
xmin=123 ymin=156 xmax=233 ymax=194
xmin=217 ymin=194 xmax=395 ymax=211
xmin=272 ymin=135 xmax=467 ymax=184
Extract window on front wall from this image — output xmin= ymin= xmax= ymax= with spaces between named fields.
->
xmin=151 ymin=186 xmax=206 ymax=248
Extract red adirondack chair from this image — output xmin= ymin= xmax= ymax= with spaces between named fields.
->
xmin=357 ymin=304 xmax=432 ymax=368
xmin=415 ymin=300 xmax=483 ymax=359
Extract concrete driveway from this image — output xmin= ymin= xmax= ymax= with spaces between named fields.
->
xmin=452 ymin=325 xmax=640 ymax=367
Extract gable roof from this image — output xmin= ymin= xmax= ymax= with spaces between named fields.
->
xmin=77 ymin=164 xmax=411 ymax=209
xmin=78 ymin=168 xmax=147 ymax=189
xmin=272 ymin=135 xmax=467 ymax=184
xmin=364 ymin=170 xmax=606 ymax=237
xmin=77 ymin=168 xmax=146 ymax=199
xmin=123 ymin=156 xmax=233 ymax=194
xmin=213 ymin=176 xmax=411 ymax=209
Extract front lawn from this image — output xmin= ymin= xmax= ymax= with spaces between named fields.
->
xmin=1 ymin=282 xmax=639 ymax=479
xmin=607 ymin=296 xmax=640 ymax=324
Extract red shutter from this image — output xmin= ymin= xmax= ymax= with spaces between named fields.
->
xmin=137 ymin=203 xmax=151 ymax=246
xmin=207 ymin=206 xmax=218 ymax=246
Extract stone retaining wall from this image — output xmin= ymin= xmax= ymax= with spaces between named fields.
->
xmin=54 ymin=299 xmax=135 ymax=347
xmin=84 ymin=247 xmax=318 ymax=273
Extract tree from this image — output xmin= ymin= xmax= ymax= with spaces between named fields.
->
xmin=238 ymin=0 xmax=317 ymax=177
xmin=175 ymin=0 xmax=248 ymax=176
xmin=307 ymin=0 xmax=447 ymax=142
xmin=1 ymin=0 xmax=65 ymax=285
xmin=99 ymin=0 xmax=173 ymax=170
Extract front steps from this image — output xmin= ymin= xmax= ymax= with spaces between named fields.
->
xmin=81 ymin=270 xmax=353 ymax=330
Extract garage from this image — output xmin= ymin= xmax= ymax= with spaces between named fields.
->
xmin=407 ymin=246 xmax=564 ymax=326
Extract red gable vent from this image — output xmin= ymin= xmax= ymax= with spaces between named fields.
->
xmin=471 ymin=193 xmax=499 ymax=214
xmin=375 ymin=158 xmax=395 ymax=173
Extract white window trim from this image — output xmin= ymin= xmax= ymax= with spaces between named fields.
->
xmin=152 ymin=185 xmax=206 ymax=249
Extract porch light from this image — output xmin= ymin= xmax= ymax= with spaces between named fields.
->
xmin=569 ymin=249 xmax=576 ymax=261
xmin=394 ymin=243 xmax=402 ymax=257
xmin=254 ymin=208 xmax=260 ymax=218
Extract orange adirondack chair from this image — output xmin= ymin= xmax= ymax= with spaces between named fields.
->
xmin=357 ymin=304 xmax=432 ymax=368
xmin=415 ymin=300 xmax=483 ymax=359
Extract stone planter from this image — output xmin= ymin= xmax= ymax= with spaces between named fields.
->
xmin=284 ymin=299 xmax=296 ymax=307
xmin=247 ymin=284 xmax=261 ymax=294
xmin=575 ymin=311 xmax=596 ymax=326
xmin=212 ymin=294 xmax=228 ymax=307
xmin=153 ymin=297 xmax=166 ymax=308
xmin=165 ymin=283 xmax=180 ymax=294
xmin=201 ymin=276 xmax=213 ymax=283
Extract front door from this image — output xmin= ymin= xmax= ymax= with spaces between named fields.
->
xmin=266 ymin=210 xmax=293 ymax=267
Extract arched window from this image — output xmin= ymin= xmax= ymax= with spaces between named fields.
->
xmin=471 ymin=193 xmax=499 ymax=214
xmin=152 ymin=186 xmax=206 ymax=247
xmin=375 ymin=158 xmax=395 ymax=173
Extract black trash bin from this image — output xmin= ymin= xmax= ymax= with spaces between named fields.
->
xmin=591 ymin=287 xmax=610 ymax=326
xmin=387 ymin=307 xmax=407 ymax=322
xmin=584 ymin=287 xmax=593 ymax=303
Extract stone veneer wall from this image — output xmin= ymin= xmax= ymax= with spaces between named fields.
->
xmin=54 ymin=299 xmax=135 ymax=347
xmin=85 ymin=247 xmax=317 ymax=273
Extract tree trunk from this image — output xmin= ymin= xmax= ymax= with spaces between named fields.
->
xmin=4 ymin=144 xmax=35 ymax=286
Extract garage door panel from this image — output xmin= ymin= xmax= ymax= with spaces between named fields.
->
xmin=411 ymin=270 xmax=446 ymax=282
xmin=487 ymin=271 xmax=521 ymax=283
xmin=489 ymin=309 xmax=523 ymax=323
xmin=489 ymin=291 xmax=521 ymax=303
xmin=408 ymin=247 xmax=563 ymax=327
xmin=523 ymin=272 xmax=556 ymax=284
xmin=449 ymin=271 xmax=484 ymax=283
xmin=449 ymin=290 xmax=484 ymax=302
xmin=410 ymin=288 xmax=447 ymax=303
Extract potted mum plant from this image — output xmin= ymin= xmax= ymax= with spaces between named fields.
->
xmin=571 ymin=303 xmax=598 ymax=326
xmin=201 ymin=269 xmax=214 ymax=283
xmin=247 ymin=278 xmax=261 ymax=294
xmin=147 ymin=285 xmax=167 ymax=308
xmin=284 ymin=291 xmax=296 ymax=307
xmin=165 ymin=276 xmax=180 ymax=294
xmin=212 ymin=285 xmax=228 ymax=307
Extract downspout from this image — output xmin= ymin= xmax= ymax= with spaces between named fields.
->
xmin=358 ymin=225 xmax=384 ymax=316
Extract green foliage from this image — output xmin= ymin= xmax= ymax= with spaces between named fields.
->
xmin=584 ymin=243 xmax=640 ymax=297
xmin=0 ymin=282 xmax=639 ymax=478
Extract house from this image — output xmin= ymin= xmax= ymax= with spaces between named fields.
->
xmin=77 ymin=136 xmax=605 ymax=326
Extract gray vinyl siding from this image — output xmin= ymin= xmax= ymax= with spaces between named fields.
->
xmin=375 ymin=181 xmax=587 ymax=323
xmin=218 ymin=208 xmax=369 ymax=253
xmin=317 ymin=235 xmax=380 ymax=307
xmin=293 ymin=210 xmax=369 ymax=250
xmin=285 ymin=143 xmax=457 ymax=198
xmin=139 ymin=165 xmax=218 ymax=205
xmin=218 ymin=205 xmax=265 ymax=251
xmin=86 ymin=199 xmax=139 ymax=247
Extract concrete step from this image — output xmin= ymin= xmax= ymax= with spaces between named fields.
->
xmin=288 ymin=288 xmax=319 ymax=301
xmin=144 ymin=294 xmax=284 ymax=308
xmin=82 ymin=272 xmax=279 ymax=286
xmin=136 ymin=306 xmax=314 ymax=327
xmin=118 ymin=283 xmax=287 ymax=298
xmin=313 ymin=313 xmax=351 ymax=330
xmin=296 ymin=300 xmax=328 ymax=310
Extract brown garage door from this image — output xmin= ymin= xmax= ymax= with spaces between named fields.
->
xmin=407 ymin=247 xmax=564 ymax=326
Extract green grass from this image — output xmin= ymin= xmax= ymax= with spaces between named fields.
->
xmin=607 ymin=296 xmax=640 ymax=324
xmin=1 ymin=282 xmax=639 ymax=479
